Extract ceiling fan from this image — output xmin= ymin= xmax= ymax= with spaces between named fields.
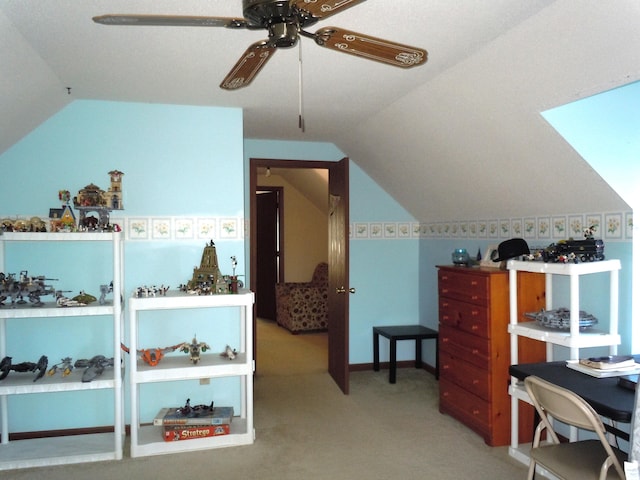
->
xmin=93 ymin=0 xmax=427 ymax=90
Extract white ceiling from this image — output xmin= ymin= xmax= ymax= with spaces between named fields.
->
xmin=1 ymin=1 xmax=638 ymax=222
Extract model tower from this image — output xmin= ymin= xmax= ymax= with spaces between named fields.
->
xmin=107 ymin=170 xmax=124 ymax=210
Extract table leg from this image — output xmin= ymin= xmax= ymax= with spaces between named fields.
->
xmin=373 ymin=331 xmax=380 ymax=371
xmin=389 ymin=339 xmax=397 ymax=384
xmin=415 ymin=338 xmax=422 ymax=369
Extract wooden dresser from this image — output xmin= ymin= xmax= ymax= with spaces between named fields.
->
xmin=437 ymin=265 xmax=545 ymax=446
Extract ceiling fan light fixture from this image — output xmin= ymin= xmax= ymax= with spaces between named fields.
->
xmin=267 ymin=21 xmax=299 ymax=48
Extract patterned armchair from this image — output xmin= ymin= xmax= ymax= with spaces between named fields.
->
xmin=275 ymin=262 xmax=328 ymax=333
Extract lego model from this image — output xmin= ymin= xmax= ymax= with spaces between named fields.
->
xmin=0 ymin=355 xmax=48 ymax=382
xmin=0 ymin=271 xmax=57 ymax=307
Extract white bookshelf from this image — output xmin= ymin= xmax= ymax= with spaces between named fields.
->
xmin=507 ymin=258 xmax=621 ymax=465
xmin=127 ymin=290 xmax=255 ymax=458
xmin=0 ymin=231 xmax=124 ymax=470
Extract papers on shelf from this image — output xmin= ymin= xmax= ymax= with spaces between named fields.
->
xmin=566 ymin=359 xmax=640 ymax=378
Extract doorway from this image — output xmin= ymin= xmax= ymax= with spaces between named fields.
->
xmin=249 ymin=158 xmax=350 ymax=393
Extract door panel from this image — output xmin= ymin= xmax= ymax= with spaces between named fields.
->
xmin=328 ymin=158 xmax=349 ymax=394
xmin=256 ymin=189 xmax=279 ymax=320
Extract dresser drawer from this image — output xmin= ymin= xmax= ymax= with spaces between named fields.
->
xmin=439 ymin=297 xmax=490 ymax=338
xmin=438 ymin=269 xmax=489 ymax=306
xmin=439 ymin=349 xmax=490 ymax=401
xmin=439 ymin=377 xmax=490 ymax=435
xmin=439 ymin=325 xmax=489 ymax=369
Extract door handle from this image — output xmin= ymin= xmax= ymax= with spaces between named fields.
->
xmin=336 ymin=286 xmax=356 ymax=294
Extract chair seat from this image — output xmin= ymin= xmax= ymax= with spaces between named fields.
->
xmin=531 ymin=439 xmax=627 ymax=480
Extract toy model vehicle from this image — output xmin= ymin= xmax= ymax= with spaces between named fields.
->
xmin=543 ymin=239 xmax=605 ymax=263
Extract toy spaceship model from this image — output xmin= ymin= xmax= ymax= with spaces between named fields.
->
xmin=0 ymin=355 xmax=48 ymax=382
xmin=121 ymin=335 xmax=212 ymax=366
xmin=121 ymin=342 xmax=184 ymax=367
xmin=180 ymin=336 xmax=211 ymax=364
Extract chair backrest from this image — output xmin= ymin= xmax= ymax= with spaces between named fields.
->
xmin=311 ymin=262 xmax=328 ymax=286
xmin=524 ymin=375 xmax=626 ymax=479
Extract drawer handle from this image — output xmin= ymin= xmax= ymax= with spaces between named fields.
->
xmin=442 ymin=288 xmax=449 ymax=294
xmin=472 ymin=349 xmax=479 ymax=355
xmin=470 ymin=295 xmax=479 ymax=300
xmin=471 ymin=325 xmax=478 ymax=331
xmin=442 ymin=302 xmax=449 ymax=308
xmin=470 ymin=281 xmax=478 ymax=286
xmin=442 ymin=364 xmax=450 ymax=370
xmin=471 ymin=310 xmax=479 ymax=316
xmin=472 ymin=409 xmax=480 ymax=416
xmin=472 ymin=379 xmax=479 ymax=385
xmin=442 ymin=275 xmax=449 ymax=281
xmin=442 ymin=337 xmax=449 ymax=343
xmin=442 ymin=315 xmax=450 ymax=321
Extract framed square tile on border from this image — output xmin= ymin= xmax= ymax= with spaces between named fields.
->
xmin=127 ymin=218 xmax=149 ymax=240
xmin=604 ymin=213 xmax=622 ymax=239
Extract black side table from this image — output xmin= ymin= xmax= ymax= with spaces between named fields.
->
xmin=373 ymin=325 xmax=439 ymax=383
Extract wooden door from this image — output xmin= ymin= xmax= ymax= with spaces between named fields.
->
xmin=255 ymin=189 xmax=280 ymax=320
xmin=328 ymin=158 xmax=350 ymax=394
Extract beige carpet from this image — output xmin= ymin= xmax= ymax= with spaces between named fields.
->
xmin=7 ymin=318 xmax=528 ymax=479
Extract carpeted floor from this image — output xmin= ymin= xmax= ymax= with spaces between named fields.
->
xmin=6 ymin=318 xmax=529 ymax=479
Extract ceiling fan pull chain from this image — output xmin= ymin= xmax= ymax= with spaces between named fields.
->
xmin=298 ymin=40 xmax=305 ymax=133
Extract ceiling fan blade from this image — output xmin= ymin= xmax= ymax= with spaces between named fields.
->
xmin=314 ymin=27 xmax=427 ymax=68
xmin=92 ymin=14 xmax=248 ymax=28
xmin=294 ymin=0 xmax=366 ymax=20
xmin=220 ymin=42 xmax=277 ymax=90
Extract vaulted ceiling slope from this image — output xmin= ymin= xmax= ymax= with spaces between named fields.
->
xmin=1 ymin=1 xmax=638 ymax=222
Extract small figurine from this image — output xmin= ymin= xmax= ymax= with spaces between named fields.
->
xmin=134 ymin=285 xmax=170 ymax=297
xmin=220 ymin=345 xmax=237 ymax=360
xmin=56 ymin=291 xmax=86 ymax=307
xmin=99 ymin=282 xmax=113 ymax=305
xmin=121 ymin=342 xmax=183 ymax=367
xmin=0 ymin=355 xmax=48 ymax=382
xmin=180 ymin=336 xmax=211 ymax=364
xmin=73 ymin=291 xmax=97 ymax=305
xmin=47 ymin=357 xmax=74 ymax=377
xmin=74 ymin=355 xmax=114 ymax=382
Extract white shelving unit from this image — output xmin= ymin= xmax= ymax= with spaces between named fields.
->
xmin=0 ymin=231 xmax=124 ymax=470
xmin=507 ymin=258 xmax=621 ymax=466
xmin=128 ymin=290 xmax=255 ymax=458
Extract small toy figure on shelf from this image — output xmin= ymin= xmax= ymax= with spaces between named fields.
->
xmin=58 ymin=189 xmax=71 ymax=205
xmin=229 ymin=256 xmax=239 ymax=293
xmin=179 ymin=336 xmax=210 ymax=364
xmin=134 ymin=285 xmax=170 ymax=297
xmin=220 ymin=345 xmax=237 ymax=360
xmin=47 ymin=357 xmax=74 ymax=377
xmin=99 ymin=282 xmax=113 ymax=305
